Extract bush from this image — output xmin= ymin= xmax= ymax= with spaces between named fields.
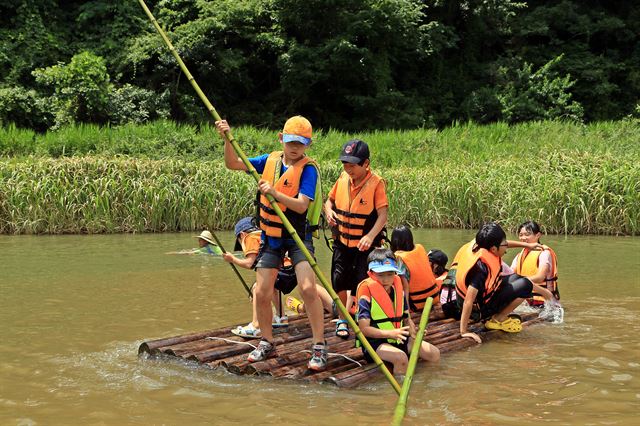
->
xmin=496 ymin=55 xmax=584 ymax=123
xmin=32 ymin=51 xmax=112 ymax=128
xmin=0 ymin=85 xmax=52 ymax=130
xmin=107 ymin=84 xmax=170 ymax=125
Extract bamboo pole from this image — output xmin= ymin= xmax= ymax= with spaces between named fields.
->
xmin=137 ymin=0 xmax=401 ymax=395
xmin=391 ymin=298 xmax=433 ymax=426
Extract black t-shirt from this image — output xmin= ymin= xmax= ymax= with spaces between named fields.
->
xmin=466 ymin=260 xmax=488 ymax=303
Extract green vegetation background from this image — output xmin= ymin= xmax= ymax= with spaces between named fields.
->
xmin=2 ymin=120 xmax=638 ymax=235
xmin=1 ymin=1 xmax=638 ymax=235
xmin=1 ymin=1 xmax=639 ymax=129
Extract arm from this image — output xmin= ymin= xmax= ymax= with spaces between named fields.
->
xmin=460 ymin=287 xmax=482 ymax=344
xmin=324 ymin=198 xmax=338 ymax=227
xmin=507 ymin=240 xmax=544 ymax=251
xmin=215 ymin=120 xmax=248 ymax=171
xmin=358 ymin=317 xmax=410 ymax=342
xmin=357 ymin=206 xmax=388 ymax=251
xmin=259 ymin=181 xmax=310 ymax=214
xmin=223 ymin=252 xmax=257 ymax=270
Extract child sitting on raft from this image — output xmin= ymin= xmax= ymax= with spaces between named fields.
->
xmin=511 ymin=221 xmax=561 ymax=307
xmin=456 ymin=222 xmax=538 ymax=344
xmin=391 ymin=225 xmax=441 ymax=310
xmin=356 ymin=248 xmax=440 ymax=376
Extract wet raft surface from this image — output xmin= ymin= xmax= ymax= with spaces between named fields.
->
xmin=138 ymin=306 xmax=541 ymax=388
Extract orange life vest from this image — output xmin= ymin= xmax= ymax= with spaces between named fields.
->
xmin=395 ymin=244 xmax=439 ymax=310
xmin=332 ymin=171 xmax=384 ymax=248
xmin=514 ymin=245 xmax=559 ymax=306
xmin=355 ymin=275 xmax=405 ymax=346
xmin=258 ymin=151 xmax=313 ymax=238
xmin=455 ymin=247 xmax=502 ymax=305
xmin=450 ymin=240 xmax=474 ymax=269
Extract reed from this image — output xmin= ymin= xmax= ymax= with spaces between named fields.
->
xmin=1 ymin=151 xmax=637 ymax=235
xmin=1 ymin=119 xmax=638 ymax=162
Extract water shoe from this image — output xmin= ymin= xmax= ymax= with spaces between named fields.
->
xmin=231 ymin=323 xmax=261 ymax=338
xmin=335 ymin=319 xmax=350 ymax=339
xmin=272 ymin=315 xmax=289 ymax=328
xmin=485 ymin=317 xmax=522 ymax=333
xmin=286 ymin=296 xmax=304 ymax=314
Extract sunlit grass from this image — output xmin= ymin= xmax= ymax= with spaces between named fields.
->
xmin=1 ymin=150 xmax=637 ymax=235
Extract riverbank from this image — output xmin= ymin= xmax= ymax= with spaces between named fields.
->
xmin=2 ymin=119 xmax=638 ymax=235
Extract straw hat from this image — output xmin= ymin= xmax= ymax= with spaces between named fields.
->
xmin=194 ymin=230 xmax=216 ymax=245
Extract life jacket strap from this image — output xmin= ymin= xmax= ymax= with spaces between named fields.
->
xmin=333 ymin=206 xmax=370 ymax=220
xmin=258 ymin=216 xmax=285 ymax=229
xmin=335 ymin=217 xmax=366 ymax=230
xmin=370 ymin=315 xmax=404 ymax=325
xmin=409 ymin=284 xmax=438 ymax=298
xmin=259 ymin=201 xmax=277 ymax=215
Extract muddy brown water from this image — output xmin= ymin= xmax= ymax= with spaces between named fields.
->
xmin=1 ymin=229 xmax=638 ymax=425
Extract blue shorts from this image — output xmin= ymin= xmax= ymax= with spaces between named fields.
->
xmin=255 ymin=238 xmax=315 ymax=269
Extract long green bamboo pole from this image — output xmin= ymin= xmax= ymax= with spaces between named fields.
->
xmin=391 ymin=297 xmax=434 ymax=426
xmin=137 ymin=0 xmax=401 ymax=395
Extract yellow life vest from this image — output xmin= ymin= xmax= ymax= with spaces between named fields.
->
xmin=395 ymin=244 xmax=439 ymax=310
xmin=514 ymin=245 xmax=559 ymax=305
xmin=355 ymin=275 xmax=404 ymax=347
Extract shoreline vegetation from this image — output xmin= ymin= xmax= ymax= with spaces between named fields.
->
xmin=1 ymin=120 xmax=638 ymax=236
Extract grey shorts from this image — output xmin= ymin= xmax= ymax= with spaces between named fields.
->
xmin=255 ymin=238 xmax=315 ymax=269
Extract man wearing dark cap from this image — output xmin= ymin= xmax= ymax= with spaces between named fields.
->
xmin=324 ymin=139 xmax=389 ymax=339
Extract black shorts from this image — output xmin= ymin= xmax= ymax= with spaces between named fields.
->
xmin=480 ymin=274 xmax=533 ymax=319
xmin=362 ymin=338 xmax=409 ymax=364
xmin=274 ymin=265 xmax=297 ymax=294
xmin=331 ymin=241 xmax=373 ymax=293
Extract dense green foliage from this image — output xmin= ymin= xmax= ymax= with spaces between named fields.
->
xmin=1 ymin=1 xmax=638 ymax=130
xmin=1 ymin=120 xmax=638 ymax=235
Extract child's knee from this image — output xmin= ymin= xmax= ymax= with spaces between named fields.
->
xmin=424 ymin=343 xmax=440 ymax=362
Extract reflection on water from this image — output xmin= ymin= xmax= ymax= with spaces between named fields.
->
xmin=1 ymin=230 xmax=639 ymax=425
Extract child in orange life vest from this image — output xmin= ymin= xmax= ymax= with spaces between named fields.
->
xmin=324 ymin=139 xmax=388 ymax=339
xmin=390 ymin=225 xmax=441 ymax=311
xmin=223 ymin=217 xmax=295 ymax=338
xmin=511 ymin=220 xmax=560 ymax=308
xmin=356 ymin=248 xmax=440 ymax=375
xmin=456 ymin=222 xmax=537 ymax=344
xmin=215 ymin=116 xmax=327 ymax=371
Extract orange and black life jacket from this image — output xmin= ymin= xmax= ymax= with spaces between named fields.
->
xmin=355 ymin=275 xmax=405 ymax=347
xmin=332 ymin=171 xmax=384 ymax=248
xmin=514 ymin=245 xmax=559 ymax=305
xmin=455 ymin=247 xmax=502 ymax=306
xmin=258 ymin=151 xmax=314 ymax=238
xmin=396 ymin=244 xmax=439 ymax=310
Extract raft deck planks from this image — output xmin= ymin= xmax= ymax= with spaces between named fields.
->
xmin=138 ymin=306 xmax=542 ymax=388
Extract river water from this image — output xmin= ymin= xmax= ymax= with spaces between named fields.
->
xmin=1 ymin=229 xmax=638 ymax=425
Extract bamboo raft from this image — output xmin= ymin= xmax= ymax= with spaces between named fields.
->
xmin=138 ymin=306 xmax=542 ymax=388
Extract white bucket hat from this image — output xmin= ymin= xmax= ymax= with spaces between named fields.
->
xmin=194 ymin=230 xmax=216 ymax=245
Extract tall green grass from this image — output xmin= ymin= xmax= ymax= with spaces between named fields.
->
xmin=1 ymin=119 xmax=639 ymax=164
xmin=1 ymin=153 xmax=637 ymax=235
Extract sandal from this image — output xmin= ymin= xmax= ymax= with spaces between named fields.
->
xmin=272 ymin=315 xmax=289 ymax=328
xmin=335 ymin=319 xmax=350 ymax=339
xmin=231 ymin=322 xmax=261 ymax=339
xmin=286 ymin=296 xmax=304 ymax=314
xmin=484 ymin=317 xmax=522 ymax=333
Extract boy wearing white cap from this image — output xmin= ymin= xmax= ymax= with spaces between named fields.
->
xmin=356 ymin=248 xmax=440 ymax=375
